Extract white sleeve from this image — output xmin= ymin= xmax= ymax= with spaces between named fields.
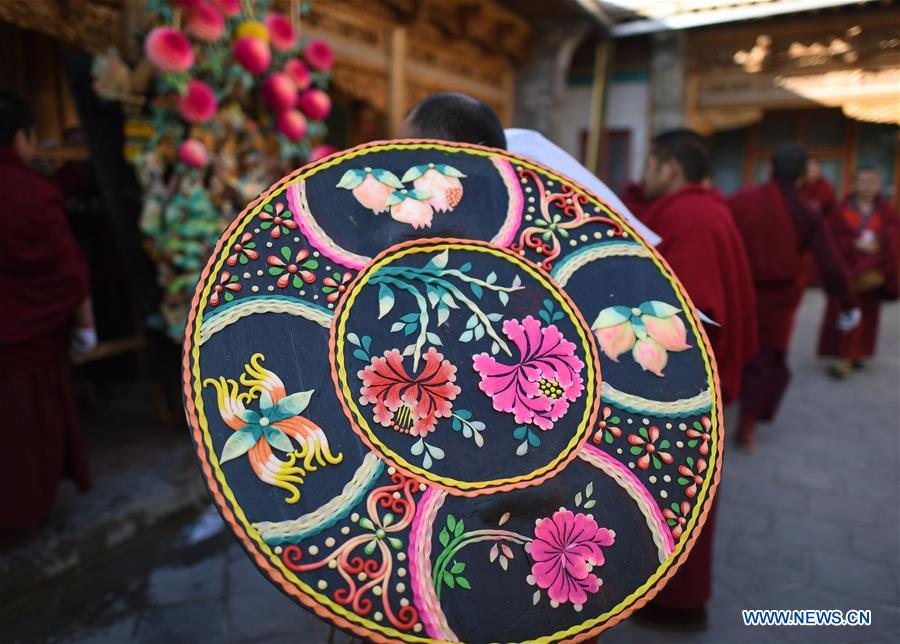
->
xmin=504 ymin=128 xmax=662 ymax=246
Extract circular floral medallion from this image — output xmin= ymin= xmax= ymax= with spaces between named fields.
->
xmin=331 ymin=239 xmax=600 ymax=495
xmin=182 ymin=140 xmax=723 ymax=643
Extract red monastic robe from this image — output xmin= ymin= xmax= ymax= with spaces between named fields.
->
xmin=638 ymin=185 xmax=758 ymax=608
xmin=621 ymin=181 xmax=650 ymax=219
xmin=799 ymin=177 xmax=837 ymax=286
xmin=0 ymin=147 xmax=91 ymax=529
xmin=640 ymin=185 xmax=758 ymax=403
xmin=729 ymin=180 xmax=855 ymax=421
xmin=818 ymin=195 xmax=900 ymax=360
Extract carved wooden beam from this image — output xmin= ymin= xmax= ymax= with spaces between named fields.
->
xmin=0 ymin=0 xmax=121 ymax=53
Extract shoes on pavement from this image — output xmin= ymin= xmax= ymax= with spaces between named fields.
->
xmin=828 ymin=359 xmax=852 ymax=379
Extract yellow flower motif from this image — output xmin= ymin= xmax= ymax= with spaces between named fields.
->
xmin=203 ymin=354 xmax=342 ymax=503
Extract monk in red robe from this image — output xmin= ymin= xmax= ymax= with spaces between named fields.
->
xmin=635 ymin=129 xmax=758 ymax=629
xmin=818 ymin=167 xmax=899 ymax=377
xmin=0 ymin=92 xmax=95 ymax=529
xmin=798 ymin=159 xmax=837 ymax=286
xmin=729 ymin=144 xmax=858 ymax=448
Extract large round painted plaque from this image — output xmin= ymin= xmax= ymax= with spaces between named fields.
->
xmin=183 ymin=141 xmax=723 ymax=643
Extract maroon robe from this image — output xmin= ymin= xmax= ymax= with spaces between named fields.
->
xmin=818 ymin=195 xmax=900 ymax=360
xmin=799 ymin=177 xmax=837 ymax=286
xmin=729 ymin=180 xmax=855 ymax=420
xmin=638 ymin=185 xmax=758 ymax=608
xmin=0 ymin=147 xmax=91 ymax=529
xmin=621 ymin=181 xmax=650 ymax=218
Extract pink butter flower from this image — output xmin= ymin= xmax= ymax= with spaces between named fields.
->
xmin=233 ymin=37 xmax=271 ymax=75
xmin=358 ymin=347 xmax=460 ymax=437
xmin=276 ymin=109 xmax=307 ymax=142
xmin=592 ymin=301 xmax=690 ymax=377
xmin=178 ymin=80 xmax=217 ymax=123
xmin=473 ymin=316 xmax=584 ymax=431
xmin=308 ymin=144 xmax=337 ymax=163
xmin=263 ymin=72 xmax=298 ymax=112
xmin=178 ymin=138 xmax=208 ymax=168
xmin=145 ymin=27 xmax=194 ymax=72
xmin=283 ymin=58 xmax=312 ymax=91
xmin=529 ymin=509 xmax=616 ymax=606
xmin=186 ymin=2 xmax=225 ymax=42
xmin=297 ymin=88 xmax=331 ymax=120
xmin=265 ymin=12 xmax=297 ymax=52
xmin=303 ymin=39 xmax=334 ymax=71
xmin=212 ymin=0 xmax=240 ymax=17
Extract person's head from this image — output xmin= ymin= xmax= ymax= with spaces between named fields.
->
xmin=771 ymin=143 xmax=807 ymax=184
xmin=806 ymin=158 xmax=822 ymax=182
xmin=0 ymin=90 xmax=36 ymax=162
xmin=642 ymin=128 xmax=709 ymax=199
xmin=398 ymin=92 xmax=506 ymax=149
xmin=854 ymin=166 xmax=882 ymax=201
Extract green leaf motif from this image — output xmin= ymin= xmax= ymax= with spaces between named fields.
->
xmin=593 ymin=306 xmax=632 ymax=329
xmin=640 ymin=300 xmax=680 ymax=318
xmin=275 ymin=390 xmax=314 ymax=417
xmin=373 ymin=169 xmax=403 ymax=188
xmin=450 ymin=561 xmax=466 ymax=574
xmin=437 ymin=164 xmax=466 ymax=178
xmin=456 ymin=576 xmax=471 ymax=590
xmin=447 ymin=515 xmax=457 ymax=532
xmin=263 ymin=426 xmax=293 ymax=453
xmin=444 ymin=574 xmax=455 ymax=589
xmin=377 ymin=283 xmax=395 ymax=319
xmin=336 ymin=169 xmax=366 ymax=190
xmin=454 ymin=519 xmax=464 ymax=537
xmin=439 ymin=528 xmax=449 ymax=547
xmin=400 ymin=165 xmax=426 ymax=183
xmin=426 ymin=249 xmax=450 ymax=271
xmin=220 ymin=427 xmax=262 ymax=463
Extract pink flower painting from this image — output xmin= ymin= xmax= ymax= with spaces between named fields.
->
xmin=529 ymin=509 xmax=616 ymax=605
xmin=472 ymin=316 xmax=584 ymax=430
xmin=592 ymin=301 xmax=691 ymax=377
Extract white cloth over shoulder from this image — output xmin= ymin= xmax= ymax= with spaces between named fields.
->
xmin=504 ymin=128 xmax=661 ymax=246
xmin=503 ymin=129 xmax=722 ymax=326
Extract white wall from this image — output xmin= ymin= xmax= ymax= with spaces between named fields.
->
xmin=555 ymin=79 xmax=651 ymax=185
xmin=606 ymin=80 xmax=650 ymax=182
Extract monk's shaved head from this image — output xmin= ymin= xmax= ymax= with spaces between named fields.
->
xmin=771 ymin=144 xmax=808 ymax=182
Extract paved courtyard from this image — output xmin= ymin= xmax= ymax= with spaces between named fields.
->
xmin=2 ymin=291 xmax=898 ymax=644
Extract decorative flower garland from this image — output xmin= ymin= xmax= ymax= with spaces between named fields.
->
xmin=91 ymin=0 xmax=336 ymax=339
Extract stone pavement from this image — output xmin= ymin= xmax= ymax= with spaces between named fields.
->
xmin=2 ymin=291 xmax=897 ymax=643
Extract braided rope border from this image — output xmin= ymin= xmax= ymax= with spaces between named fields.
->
xmin=578 ymin=445 xmax=674 ymax=561
xmin=551 ymin=241 xmax=651 ymax=287
xmin=408 ymin=488 xmax=457 ymax=642
xmin=252 ymin=453 xmax=385 ymax=545
xmin=601 ymin=383 xmax=713 ymax=418
xmin=199 ymin=295 xmax=333 ymax=344
xmin=287 ymin=180 xmax=370 ymax=270
xmin=490 ymin=156 xmax=524 ymax=247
